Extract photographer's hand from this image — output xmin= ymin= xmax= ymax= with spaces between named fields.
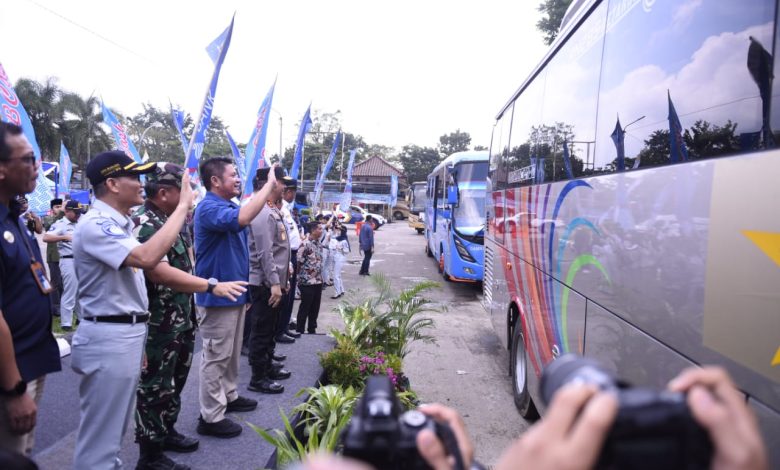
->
xmin=300 ymin=454 xmax=375 ymax=470
xmin=416 ymin=404 xmax=474 ymax=470
xmin=495 ymin=384 xmax=617 ymax=470
xmin=668 ymin=367 xmax=768 ymax=470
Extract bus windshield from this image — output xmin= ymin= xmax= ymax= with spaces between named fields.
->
xmin=411 ymin=185 xmax=427 ymax=212
xmin=454 ymin=188 xmax=485 ymax=234
xmin=456 ymin=162 xmax=488 ymax=183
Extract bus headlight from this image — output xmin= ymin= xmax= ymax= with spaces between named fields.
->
xmin=454 ymin=237 xmax=476 ymax=263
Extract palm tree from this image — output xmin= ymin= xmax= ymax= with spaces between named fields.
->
xmin=58 ymin=92 xmax=111 ymax=173
xmin=14 ymin=77 xmax=63 ymax=160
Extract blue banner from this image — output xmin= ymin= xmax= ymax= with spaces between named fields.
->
xmin=314 ymin=131 xmax=342 ymax=207
xmin=610 ymin=117 xmax=625 ymax=171
xmin=0 ymin=63 xmax=50 ymax=214
xmin=59 ymin=142 xmax=72 ymax=195
xmin=226 ymin=130 xmax=246 ymax=183
xmin=561 ymin=140 xmax=573 ymax=179
xmin=186 ymin=15 xmax=235 ymax=170
xmin=243 ymin=80 xmax=276 ymax=196
xmin=339 ymin=149 xmax=357 ymax=211
xmin=390 ymin=174 xmax=398 ymax=207
xmin=102 ymin=102 xmax=142 ymax=163
xmin=667 ymin=91 xmax=689 ymax=163
xmin=171 ymin=105 xmax=189 ymax=155
xmin=289 ymin=104 xmax=312 ymax=179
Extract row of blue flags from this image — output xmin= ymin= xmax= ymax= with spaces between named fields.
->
xmin=59 ymin=142 xmax=72 ymax=195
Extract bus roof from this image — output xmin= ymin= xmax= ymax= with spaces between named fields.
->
xmin=430 ymin=150 xmax=488 ymax=176
xmin=495 ymin=0 xmax=599 ymax=120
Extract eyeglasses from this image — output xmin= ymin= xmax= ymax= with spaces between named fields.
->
xmin=1 ymin=155 xmax=37 ymax=166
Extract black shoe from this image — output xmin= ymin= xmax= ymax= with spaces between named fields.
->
xmin=307 ymin=330 xmax=317 ymax=334
xmin=272 ymin=360 xmax=285 ymax=369
xmin=163 ymin=429 xmax=199 ymax=453
xmin=286 ymin=330 xmax=301 ymax=338
xmin=247 ymin=378 xmax=284 ymax=394
xmin=275 ymin=334 xmax=295 ymax=344
xmin=226 ymin=396 xmax=257 ymax=412
xmin=196 ymin=416 xmax=242 ymax=439
xmin=288 ymin=321 xmax=298 ymax=330
xmin=61 ymin=326 xmax=72 ymax=331
xmin=330 ymin=295 xmax=340 ymax=299
xmin=269 ymin=368 xmax=291 ymax=380
xmin=135 ymin=453 xmax=190 ymax=470
xmin=273 ymin=353 xmax=287 ymax=361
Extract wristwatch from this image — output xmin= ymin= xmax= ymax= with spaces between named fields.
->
xmin=0 ymin=380 xmax=27 ymax=397
xmin=206 ymin=278 xmax=218 ymax=294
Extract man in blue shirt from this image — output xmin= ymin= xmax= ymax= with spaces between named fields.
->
xmin=194 ymin=157 xmax=277 ymax=438
xmin=0 ymin=122 xmax=60 ymax=457
xmin=358 ymin=215 xmax=375 ymax=275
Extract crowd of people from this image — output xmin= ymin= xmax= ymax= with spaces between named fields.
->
xmin=0 ymin=121 xmax=769 ymax=470
xmin=0 ymin=121 xmax=376 ymax=470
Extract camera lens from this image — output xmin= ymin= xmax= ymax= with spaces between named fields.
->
xmin=540 ymin=354 xmax=617 ymax=406
xmin=400 ymin=410 xmax=427 ymax=428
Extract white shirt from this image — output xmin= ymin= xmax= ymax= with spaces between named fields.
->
xmin=281 ymin=200 xmax=302 ymax=250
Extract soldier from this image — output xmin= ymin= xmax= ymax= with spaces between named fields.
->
xmin=247 ymin=167 xmax=292 ymax=394
xmin=43 ymin=200 xmax=84 ymax=331
xmin=132 ymin=163 xmax=247 ymax=470
xmin=42 ymin=198 xmax=64 ymax=317
xmin=71 ymin=151 xmax=192 ymax=470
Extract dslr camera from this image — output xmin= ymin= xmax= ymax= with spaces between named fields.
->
xmin=541 ymin=354 xmax=713 ymax=470
xmin=341 ymin=375 xmax=464 ymax=470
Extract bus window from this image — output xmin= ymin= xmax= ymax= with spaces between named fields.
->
xmin=539 ymin=1 xmax=606 ymax=181
xmin=490 ymin=105 xmax=513 ymax=190
xmin=506 ymin=72 xmax=546 ymax=188
xmin=594 ymin=0 xmax=775 ymax=172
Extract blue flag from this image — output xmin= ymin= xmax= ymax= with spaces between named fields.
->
xmin=339 ymin=149 xmax=357 ymax=211
xmin=289 ymin=104 xmax=313 ymax=179
xmin=171 ymin=105 xmax=189 ymax=155
xmin=186 ymin=15 xmax=235 ymax=171
xmin=102 ymin=102 xmax=142 ymax=163
xmin=390 ymin=175 xmax=398 ymax=207
xmin=243 ymin=80 xmax=276 ymax=196
xmin=314 ymin=131 xmax=342 ymax=207
xmin=610 ymin=116 xmax=625 ymax=171
xmin=0 ymin=63 xmax=50 ymax=214
xmin=562 ymin=140 xmax=573 ymax=179
xmin=667 ymin=91 xmax=689 ymax=163
xmin=59 ymin=142 xmax=72 ymax=195
xmin=226 ymin=130 xmax=246 ymax=183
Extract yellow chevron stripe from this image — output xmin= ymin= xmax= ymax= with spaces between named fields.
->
xmin=742 ymin=231 xmax=780 ymax=267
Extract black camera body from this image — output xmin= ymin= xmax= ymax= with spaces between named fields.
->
xmin=541 ymin=354 xmax=713 ymax=470
xmin=341 ymin=375 xmax=460 ymax=470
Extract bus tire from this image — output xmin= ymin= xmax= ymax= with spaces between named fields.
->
xmin=439 ymin=252 xmax=451 ymax=282
xmin=393 ymin=211 xmax=404 ymax=221
xmin=511 ymin=316 xmax=539 ymax=419
xmin=416 ymin=228 xmax=424 ymax=234
xmin=425 ymin=241 xmax=433 ymax=257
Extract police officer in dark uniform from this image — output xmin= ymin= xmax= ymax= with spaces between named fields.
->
xmin=132 ymin=163 xmax=246 ymax=470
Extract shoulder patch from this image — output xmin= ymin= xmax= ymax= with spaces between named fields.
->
xmin=100 ymin=220 xmax=127 ymax=239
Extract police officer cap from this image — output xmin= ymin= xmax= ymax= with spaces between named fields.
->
xmin=147 ymin=162 xmax=186 ymax=188
xmin=50 ymin=198 xmax=63 ymax=208
xmin=255 ymin=166 xmax=285 ymax=182
xmin=282 ymin=176 xmax=298 ymax=189
xmin=64 ymin=200 xmax=84 ymax=213
xmin=87 ymin=151 xmax=156 ymax=186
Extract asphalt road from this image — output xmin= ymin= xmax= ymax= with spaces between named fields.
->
xmin=31 ymin=220 xmax=529 ymax=469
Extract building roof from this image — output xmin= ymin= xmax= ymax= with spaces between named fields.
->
xmin=352 ymin=155 xmax=404 ymax=177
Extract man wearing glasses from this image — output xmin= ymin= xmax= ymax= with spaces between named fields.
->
xmin=0 ymin=122 xmax=61 ymax=458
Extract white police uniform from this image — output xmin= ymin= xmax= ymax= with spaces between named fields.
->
xmin=46 ymin=217 xmax=78 ymax=327
xmin=71 ymin=199 xmax=149 ymax=470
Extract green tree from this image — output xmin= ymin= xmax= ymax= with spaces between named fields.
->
xmin=437 ymin=129 xmax=471 ymax=157
xmin=635 ymin=129 xmax=670 ymax=168
xmin=685 ymin=119 xmax=739 ymax=158
xmin=14 ymin=77 xmax=63 ymax=160
xmin=536 ymin=0 xmax=573 ymax=45
xmin=473 ymin=145 xmax=488 ymax=151
xmin=398 ymin=145 xmax=441 ymax=182
xmin=58 ymin=92 xmax=112 ymax=173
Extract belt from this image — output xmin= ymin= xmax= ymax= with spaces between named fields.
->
xmin=61 ymin=255 xmax=73 ymax=259
xmin=83 ymin=314 xmax=150 ymax=324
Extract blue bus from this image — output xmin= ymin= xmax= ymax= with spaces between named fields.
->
xmin=425 ymin=151 xmax=488 ymax=282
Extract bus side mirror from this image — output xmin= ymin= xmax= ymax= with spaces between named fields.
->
xmin=447 ymin=185 xmax=458 ymax=205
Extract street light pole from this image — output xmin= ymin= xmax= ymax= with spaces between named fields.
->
xmin=138 ymin=121 xmax=163 ymax=159
xmin=271 ymin=108 xmax=283 ymax=162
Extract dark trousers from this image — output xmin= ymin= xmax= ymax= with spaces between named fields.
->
xmin=359 ymin=249 xmax=373 ymax=274
xmin=248 ymin=285 xmax=281 ymax=378
xmin=277 ymin=249 xmax=298 ymax=336
xmin=48 ymin=261 xmax=62 ymax=315
xmin=296 ymin=284 xmax=322 ymax=333
xmin=135 ymin=327 xmax=195 ymax=443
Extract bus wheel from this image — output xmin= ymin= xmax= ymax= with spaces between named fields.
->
xmin=425 ymin=242 xmax=433 ymax=257
xmin=511 ymin=316 xmax=539 ymax=419
xmin=393 ymin=211 xmax=404 ymax=220
xmin=439 ymin=253 xmax=451 ymax=282
xmin=416 ymin=228 xmax=424 ymax=234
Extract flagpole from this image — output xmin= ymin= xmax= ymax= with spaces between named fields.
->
xmin=184 ymin=88 xmax=211 ymax=172
xmin=339 ymin=128 xmax=345 ymax=183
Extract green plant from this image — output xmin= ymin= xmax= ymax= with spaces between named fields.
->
xmin=319 ymin=336 xmax=364 ymax=390
xmin=251 ymin=385 xmax=358 ymax=468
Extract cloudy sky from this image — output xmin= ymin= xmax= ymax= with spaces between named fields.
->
xmin=0 ymin=0 xmax=550 ymax=153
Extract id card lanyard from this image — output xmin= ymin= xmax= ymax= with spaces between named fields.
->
xmin=16 ymin=217 xmax=52 ymax=294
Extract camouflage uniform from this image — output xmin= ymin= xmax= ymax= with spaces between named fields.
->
xmin=132 ymin=164 xmax=195 ymax=445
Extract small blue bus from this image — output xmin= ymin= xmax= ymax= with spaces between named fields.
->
xmin=425 ymin=151 xmax=488 ymax=282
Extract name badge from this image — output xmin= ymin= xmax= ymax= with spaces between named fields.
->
xmin=30 ymin=261 xmax=52 ymax=294
xmin=3 ymin=230 xmax=13 ymax=243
